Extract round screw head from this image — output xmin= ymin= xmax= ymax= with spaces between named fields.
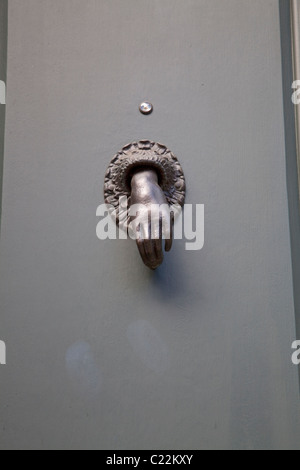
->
xmin=139 ymin=102 xmax=153 ymax=115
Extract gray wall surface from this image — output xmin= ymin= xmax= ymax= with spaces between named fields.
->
xmin=280 ymin=0 xmax=300 ymax=372
xmin=0 ymin=0 xmax=299 ymax=450
xmin=0 ymin=0 xmax=7 ymax=226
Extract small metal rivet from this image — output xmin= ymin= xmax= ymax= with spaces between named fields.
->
xmin=139 ymin=102 xmax=153 ymax=115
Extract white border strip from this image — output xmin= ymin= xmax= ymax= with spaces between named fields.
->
xmin=291 ymin=0 xmax=300 ymax=196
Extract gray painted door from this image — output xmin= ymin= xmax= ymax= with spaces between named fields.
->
xmin=0 ymin=0 xmax=299 ymax=450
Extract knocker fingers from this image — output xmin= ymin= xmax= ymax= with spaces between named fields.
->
xmin=153 ymin=215 xmax=164 ymax=267
xmin=135 ymin=209 xmax=174 ymax=270
xmin=165 ymin=211 xmax=174 ymax=253
xmin=136 ymin=222 xmax=162 ymax=270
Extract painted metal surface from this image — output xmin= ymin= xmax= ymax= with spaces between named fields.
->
xmin=0 ymin=0 xmax=7 ymax=230
xmin=0 ymin=0 xmax=299 ymax=450
xmin=291 ymin=0 xmax=300 ymax=199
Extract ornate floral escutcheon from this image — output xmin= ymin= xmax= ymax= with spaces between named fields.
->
xmin=104 ymin=140 xmax=186 ymax=230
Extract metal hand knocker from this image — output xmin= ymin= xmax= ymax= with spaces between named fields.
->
xmin=104 ymin=140 xmax=186 ymax=270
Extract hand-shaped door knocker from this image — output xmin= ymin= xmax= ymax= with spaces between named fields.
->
xmin=104 ymin=140 xmax=186 ymax=269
